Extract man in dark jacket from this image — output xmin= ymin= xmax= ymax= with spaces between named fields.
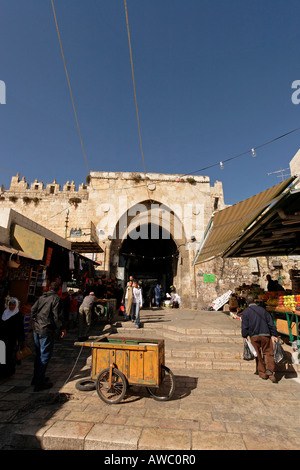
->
xmin=242 ymin=295 xmax=278 ymax=383
xmin=31 ymin=281 xmax=66 ymax=391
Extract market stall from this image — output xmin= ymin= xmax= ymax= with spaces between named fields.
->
xmin=262 ymin=292 xmax=300 ymax=342
xmin=0 ymin=209 xmax=101 ymax=339
xmin=193 ymin=177 xmax=300 ymax=345
xmin=223 ymin=282 xmax=300 ymax=343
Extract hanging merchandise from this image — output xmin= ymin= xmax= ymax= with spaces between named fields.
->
xmin=69 ymin=251 xmax=75 ymax=270
xmin=8 ymin=253 xmax=20 ymax=269
xmin=45 ymin=247 xmax=53 ymax=267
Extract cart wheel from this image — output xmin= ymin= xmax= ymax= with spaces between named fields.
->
xmin=96 ymin=368 xmax=127 ymax=404
xmin=75 ymin=378 xmax=96 ymax=391
xmin=146 ymin=365 xmax=175 ymax=401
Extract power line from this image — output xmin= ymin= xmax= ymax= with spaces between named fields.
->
xmin=84 ymin=124 xmax=300 ymax=191
xmin=182 ymin=125 xmax=300 ymax=178
xmin=1 ymin=123 xmax=299 ymax=192
xmin=50 ymin=0 xmax=90 ymax=177
xmin=124 ymin=0 xmax=147 ymax=176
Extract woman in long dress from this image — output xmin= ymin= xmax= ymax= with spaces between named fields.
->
xmin=122 ymin=280 xmax=133 ymax=321
xmin=0 ymin=298 xmax=25 ymax=378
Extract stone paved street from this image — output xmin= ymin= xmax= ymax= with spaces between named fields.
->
xmin=0 ymin=308 xmax=299 ymax=450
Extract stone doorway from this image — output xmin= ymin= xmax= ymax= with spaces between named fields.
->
xmin=119 ymin=223 xmax=178 ymax=299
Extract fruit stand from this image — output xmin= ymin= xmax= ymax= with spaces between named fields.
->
xmin=262 ymin=292 xmax=300 ymax=343
xmin=228 ymin=285 xmax=300 ymax=343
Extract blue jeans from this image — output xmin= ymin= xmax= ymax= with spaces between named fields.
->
xmin=124 ymin=299 xmax=128 ymax=319
xmin=132 ymin=302 xmax=141 ymax=326
xmin=33 ymin=332 xmax=54 ymax=386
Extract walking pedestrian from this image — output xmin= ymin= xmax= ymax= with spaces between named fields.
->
xmin=241 ymin=295 xmax=279 ymax=383
xmin=154 ymin=283 xmax=163 ymax=307
xmin=122 ymin=280 xmax=133 ymax=321
xmin=132 ymin=281 xmax=143 ymax=328
xmin=78 ymin=291 xmax=98 ymax=341
xmin=31 ymin=282 xmax=66 ymax=391
xmin=0 ymin=298 xmax=25 ymax=378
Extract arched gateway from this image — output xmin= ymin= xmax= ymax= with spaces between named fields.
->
xmin=108 ymin=199 xmax=186 ymax=298
xmin=90 ymin=172 xmax=225 ymax=307
xmin=2 ymin=171 xmax=225 ymax=307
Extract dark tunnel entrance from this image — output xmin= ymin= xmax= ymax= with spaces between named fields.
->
xmin=119 ymin=223 xmax=178 ymax=304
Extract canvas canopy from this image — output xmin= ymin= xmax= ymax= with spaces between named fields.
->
xmin=193 ymin=176 xmax=296 ymax=265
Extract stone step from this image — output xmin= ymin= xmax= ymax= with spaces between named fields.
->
xmin=113 ymin=323 xmax=243 ymax=344
xmin=166 ymin=355 xmax=300 ymax=373
xmin=107 ymin=321 xmax=300 ymax=373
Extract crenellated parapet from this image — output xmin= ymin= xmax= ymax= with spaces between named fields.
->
xmin=6 ymin=174 xmax=88 ymax=199
xmin=10 ymin=173 xmax=29 ymax=191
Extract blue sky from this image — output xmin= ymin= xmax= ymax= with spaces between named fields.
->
xmin=1 ymin=0 xmax=300 ymax=204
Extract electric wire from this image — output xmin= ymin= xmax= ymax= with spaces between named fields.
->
xmin=0 ymin=2 xmax=299 ymax=191
xmin=1 ymin=124 xmax=299 ymax=192
xmin=50 ymin=0 xmax=91 ymax=178
xmin=124 ymin=0 xmax=147 ymax=176
xmin=78 ymin=123 xmax=300 ymax=191
xmin=124 ymin=0 xmax=157 ymax=203
xmin=181 ymin=125 xmax=300 ymax=178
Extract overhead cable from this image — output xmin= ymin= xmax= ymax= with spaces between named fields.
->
xmin=124 ymin=0 xmax=147 ymax=176
xmin=50 ymin=0 xmax=90 ymax=177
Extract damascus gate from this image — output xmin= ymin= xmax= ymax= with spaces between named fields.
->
xmin=0 ymin=171 xmax=225 ymax=307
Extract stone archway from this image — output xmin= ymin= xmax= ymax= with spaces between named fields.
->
xmin=108 ymin=199 xmax=191 ymax=303
xmin=119 ymin=222 xmax=178 ymax=299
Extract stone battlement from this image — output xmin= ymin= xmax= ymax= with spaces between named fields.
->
xmin=5 ymin=174 xmax=88 ymax=197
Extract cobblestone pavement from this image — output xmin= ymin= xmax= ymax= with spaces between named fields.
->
xmin=0 ymin=308 xmax=299 ymax=450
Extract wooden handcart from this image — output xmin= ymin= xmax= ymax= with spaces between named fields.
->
xmin=75 ymin=336 xmax=175 ymax=404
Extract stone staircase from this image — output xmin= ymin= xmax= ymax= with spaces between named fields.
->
xmin=104 ymin=312 xmax=300 ymax=374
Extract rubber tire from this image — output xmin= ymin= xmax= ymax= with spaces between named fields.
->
xmin=75 ymin=378 xmax=96 ymax=391
xmin=146 ymin=365 xmax=175 ymax=401
xmin=96 ymin=368 xmax=127 ymax=405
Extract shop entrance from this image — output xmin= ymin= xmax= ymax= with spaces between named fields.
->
xmin=119 ymin=223 xmax=178 ymax=305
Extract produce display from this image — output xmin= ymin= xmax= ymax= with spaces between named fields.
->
xmin=228 ymin=283 xmax=300 ymax=320
xmin=235 ymin=284 xmax=265 ymax=297
xmin=255 ymin=291 xmax=300 ymax=312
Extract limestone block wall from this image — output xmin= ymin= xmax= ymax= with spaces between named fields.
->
xmin=87 ymin=171 xmax=225 ymax=305
xmin=194 ymin=255 xmax=300 ymax=308
xmin=1 ymin=173 xmax=90 ymax=240
xmin=2 ymin=170 xmax=299 ymax=308
xmin=0 ymin=171 xmax=225 ymax=307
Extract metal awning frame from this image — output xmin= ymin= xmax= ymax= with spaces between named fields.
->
xmin=223 ymin=185 xmax=300 ymax=259
xmin=192 ymin=175 xmax=299 ymax=266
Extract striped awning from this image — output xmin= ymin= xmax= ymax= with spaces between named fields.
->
xmin=193 ymin=176 xmax=295 ymax=265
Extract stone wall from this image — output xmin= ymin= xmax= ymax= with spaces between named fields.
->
xmin=194 ymin=255 xmax=300 ymax=308
xmin=0 ymin=171 xmax=226 ymax=307
xmin=1 ymin=173 xmax=89 ymax=240
xmin=1 ymin=166 xmax=299 ymax=309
